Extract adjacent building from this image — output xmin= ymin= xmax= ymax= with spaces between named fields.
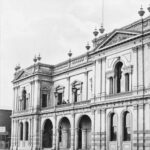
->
xmin=0 ymin=109 xmax=11 ymax=149
xmin=11 ymin=16 xmax=150 ymax=150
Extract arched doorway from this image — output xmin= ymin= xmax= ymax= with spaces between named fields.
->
xmin=42 ymin=119 xmax=53 ymax=148
xmin=58 ymin=117 xmax=71 ymax=149
xmin=78 ymin=115 xmax=91 ymax=150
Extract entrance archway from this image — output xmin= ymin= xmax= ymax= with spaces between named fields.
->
xmin=42 ymin=119 xmax=53 ymax=148
xmin=58 ymin=117 xmax=71 ymax=149
xmin=78 ymin=115 xmax=91 ymax=149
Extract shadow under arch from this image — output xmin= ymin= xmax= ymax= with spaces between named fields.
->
xmin=58 ymin=117 xmax=71 ymax=149
xmin=77 ymin=115 xmax=92 ymax=149
xmin=42 ymin=119 xmax=53 ymax=148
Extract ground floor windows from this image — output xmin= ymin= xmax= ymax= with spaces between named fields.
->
xmin=25 ymin=122 xmax=29 ymax=141
xmin=78 ymin=115 xmax=91 ymax=149
xmin=20 ymin=122 xmax=23 ymax=140
xmin=123 ymin=111 xmax=131 ymax=141
xmin=42 ymin=119 xmax=53 ymax=148
xmin=110 ymin=113 xmax=117 ymax=141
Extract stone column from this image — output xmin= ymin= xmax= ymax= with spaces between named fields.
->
xmin=32 ymin=115 xmax=40 ymax=150
xmin=82 ymin=129 xmax=87 ymax=149
xmin=95 ymin=109 xmax=101 ymax=150
xmin=23 ymin=121 xmax=26 ymax=146
xmin=56 ymin=129 xmax=59 ymax=150
xmin=75 ymin=128 xmax=78 ymax=150
xmin=138 ymin=104 xmax=144 ymax=150
xmin=10 ymin=120 xmax=14 ymax=150
xmin=53 ymin=115 xmax=56 ymax=149
xmin=101 ymin=109 xmax=106 ymax=150
xmin=95 ymin=60 xmax=101 ymax=98
xmin=34 ymin=80 xmax=41 ymax=111
xmin=84 ymin=71 xmax=88 ymax=101
xmin=101 ymin=57 xmax=106 ymax=101
xmin=132 ymin=47 xmax=138 ymax=93
xmin=133 ymin=105 xmax=138 ymax=150
xmin=71 ymin=113 xmax=75 ymax=150
xmin=62 ymin=129 xmax=68 ymax=148
xmin=67 ymin=77 xmax=70 ymax=102
xmin=91 ymin=110 xmax=95 ymax=150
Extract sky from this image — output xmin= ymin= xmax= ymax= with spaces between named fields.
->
xmin=0 ymin=0 xmax=150 ymax=109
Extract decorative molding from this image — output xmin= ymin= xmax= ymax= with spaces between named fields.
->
xmin=123 ymin=65 xmax=133 ymax=74
xmin=106 ymin=70 xmax=115 ymax=78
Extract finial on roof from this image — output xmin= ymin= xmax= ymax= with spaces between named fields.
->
xmin=99 ymin=24 xmax=105 ymax=34
xmin=93 ymin=28 xmax=99 ymax=37
xmin=85 ymin=42 xmax=90 ymax=51
xmin=33 ymin=55 xmax=37 ymax=63
xmin=68 ymin=50 xmax=72 ymax=58
xmin=37 ymin=53 xmax=41 ymax=62
xmin=15 ymin=64 xmax=21 ymax=72
xmin=138 ymin=5 xmax=145 ymax=17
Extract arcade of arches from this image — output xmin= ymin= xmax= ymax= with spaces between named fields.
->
xmin=40 ymin=112 xmax=131 ymax=150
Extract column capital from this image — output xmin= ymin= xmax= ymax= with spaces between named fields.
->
xmin=97 ymin=109 xmax=100 ymax=114
xmin=91 ymin=110 xmax=95 ymax=115
xmin=133 ymin=104 xmax=138 ymax=110
xmin=138 ymin=103 xmax=144 ymax=109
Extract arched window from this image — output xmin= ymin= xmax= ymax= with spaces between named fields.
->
xmin=25 ymin=122 xmax=29 ymax=140
xmin=20 ymin=122 xmax=23 ymax=140
xmin=42 ymin=94 xmax=48 ymax=108
xmin=109 ymin=77 xmax=113 ymax=94
xmin=115 ymin=62 xmax=123 ymax=93
xmin=22 ymin=88 xmax=27 ymax=110
xmin=110 ymin=113 xmax=117 ymax=141
xmin=123 ymin=111 xmax=131 ymax=141
xmin=125 ymin=73 xmax=129 ymax=92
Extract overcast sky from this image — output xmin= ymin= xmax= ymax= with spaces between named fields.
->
xmin=0 ymin=0 xmax=149 ymax=109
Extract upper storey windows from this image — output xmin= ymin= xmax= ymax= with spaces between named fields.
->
xmin=107 ymin=60 xmax=132 ymax=95
xmin=41 ymin=87 xmax=50 ymax=108
xmin=19 ymin=87 xmax=29 ymax=111
xmin=115 ymin=62 xmax=123 ymax=93
xmin=22 ymin=88 xmax=27 ymax=110
xmin=72 ymin=80 xmax=83 ymax=103
xmin=54 ymin=85 xmax=66 ymax=105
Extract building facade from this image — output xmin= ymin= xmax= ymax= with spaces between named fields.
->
xmin=11 ymin=16 xmax=150 ymax=150
xmin=0 ymin=109 xmax=11 ymax=149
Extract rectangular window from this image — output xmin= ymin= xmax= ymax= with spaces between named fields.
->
xmin=125 ymin=73 xmax=129 ymax=92
xmin=109 ymin=77 xmax=113 ymax=94
xmin=58 ymin=93 xmax=62 ymax=105
xmin=42 ymin=94 xmax=47 ymax=108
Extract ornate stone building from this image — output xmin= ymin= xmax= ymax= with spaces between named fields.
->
xmin=11 ymin=16 xmax=150 ymax=150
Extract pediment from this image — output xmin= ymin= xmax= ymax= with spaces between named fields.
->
xmin=99 ymin=30 xmax=139 ymax=48
xmin=14 ymin=70 xmax=30 ymax=81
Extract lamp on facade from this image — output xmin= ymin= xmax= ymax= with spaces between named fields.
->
xmin=37 ymin=54 xmax=41 ymax=62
